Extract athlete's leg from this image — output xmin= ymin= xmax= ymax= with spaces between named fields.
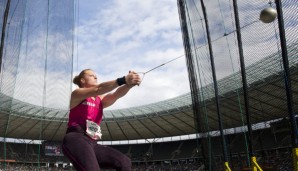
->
xmin=94 ymin=144 xmax=132 ymax=171
xmin=62 ymin=132 xmax=100 ymax=171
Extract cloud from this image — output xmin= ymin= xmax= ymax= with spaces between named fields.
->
xmin=74 ymin=0 xmax=189 ymax=109
xmin=73 ymin=0 xmax=298 ymax=111
xmin=1 ymin=0 xmax=297 ymax=112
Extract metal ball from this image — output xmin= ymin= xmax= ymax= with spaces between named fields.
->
xmin=260 ymin=7 xmax=277 ymax=23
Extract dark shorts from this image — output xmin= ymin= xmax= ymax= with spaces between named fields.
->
xmin=62 ymin=125 xmax=131 ymax=171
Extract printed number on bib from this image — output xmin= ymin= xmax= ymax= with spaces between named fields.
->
xmin=86 ymin=120 xmax=102 ymax=140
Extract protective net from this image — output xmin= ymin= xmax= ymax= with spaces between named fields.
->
xmin=1 ymin=0 xmax=298 ymax=170
xmin=0 ymin=0 xmax=74 ymax=169
xmin=178 ymin=0 xmax=298 ymax=170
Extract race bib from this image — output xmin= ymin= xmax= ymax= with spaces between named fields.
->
xmin=86 ymin=120 xmax=102 ymax=140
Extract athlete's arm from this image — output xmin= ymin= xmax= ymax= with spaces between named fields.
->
xmin=70 ymin=71 xmax=140 ymax=109
xmin=100 ymin=84 xmax=135 ymax=108
xmin=70 ymin=80 xmax=118 ymax=109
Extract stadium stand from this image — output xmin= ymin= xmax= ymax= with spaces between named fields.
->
xmin=0 ymin=124 xmax=293 ymax=170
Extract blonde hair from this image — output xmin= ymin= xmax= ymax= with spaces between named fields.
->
xmin=73 ymin=69 xmax=91 ymax=88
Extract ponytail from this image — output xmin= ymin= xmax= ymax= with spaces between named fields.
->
xmin=73 ymin=69 xmax=91 ymax=88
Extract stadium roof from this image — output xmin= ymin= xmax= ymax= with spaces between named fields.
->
xmin=0 ymin=44 xmax=297 ymax=141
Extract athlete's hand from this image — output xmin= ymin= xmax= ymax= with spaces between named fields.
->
xmin=125 ymin=70 xmax=141 ymax=86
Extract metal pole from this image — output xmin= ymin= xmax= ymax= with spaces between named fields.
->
xmin=275 ymin=0 xmax=298 ymax=148
xmin=177 ymin=0 xmax=208 ymax=169
xmin=1 ymin=3 xmax=11 ymax=169
xmin=0 ymin=0 xmax=11 ymax=72
xmin=274 ymin=0 xmax=298 ymax=169
xmin=200 ymin=0 xmax=229 ymax=166
xmin=232 ymin=0 xmax=254 ymax=159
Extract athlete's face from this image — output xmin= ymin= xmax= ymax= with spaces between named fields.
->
xmin=81 ymin=70 xmax=98 ymax=87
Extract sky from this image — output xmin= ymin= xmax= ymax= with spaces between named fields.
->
xmin=1 ymin=0 xmax=297 ymax=144
xmin=74 ymin=0 xmax=190 ymax=110
xmin=3 ymin=0 xmax=297 ymax=111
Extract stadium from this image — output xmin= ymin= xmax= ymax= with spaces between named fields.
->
xmin=0 ymin=0 xmax=297 ymax=171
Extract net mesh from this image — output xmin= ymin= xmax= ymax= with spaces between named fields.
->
xmin=0 ymin=0 xmax=297 ymax=170
xmin=0 ymin=0 xmax=74 ymax=110
xmin=0 ymin=0 xmax=74 ymax=169
xmin=178 ymin=0 xmax=298 ymax=169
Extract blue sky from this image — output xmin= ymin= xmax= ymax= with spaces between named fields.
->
xmin=4 ymin=0 xmax=296 ymax=111
xmin=71 ymin=0 xmax=298 ymax=111
xmin=74 ymin=0 xmax=190 ymax=109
